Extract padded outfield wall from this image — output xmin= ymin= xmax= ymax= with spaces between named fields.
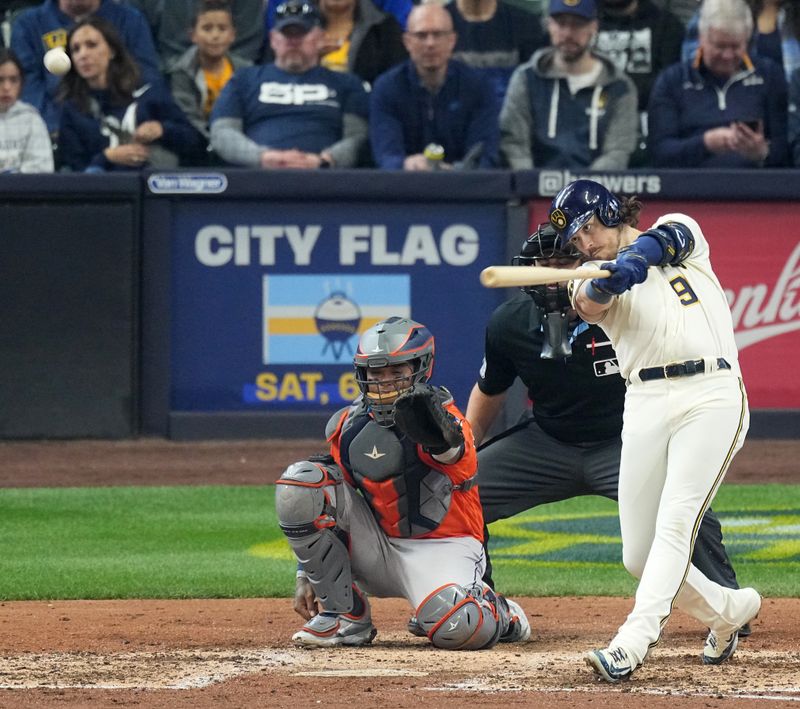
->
xmin=0 ymin=169 xmax=797 ymax=439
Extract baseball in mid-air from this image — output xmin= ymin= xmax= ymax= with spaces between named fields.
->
xmin=43 ymin=47 xmax=71 ymax=76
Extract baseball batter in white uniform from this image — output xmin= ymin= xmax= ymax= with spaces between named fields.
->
xmin=547 ymin=179 xmax=761 ymax=682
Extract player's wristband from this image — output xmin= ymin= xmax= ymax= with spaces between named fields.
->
xmin=585 ymin=281 xmax=613 ymax=304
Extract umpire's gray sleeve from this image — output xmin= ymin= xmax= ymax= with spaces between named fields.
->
xmin=590 ymin=78 xmax=638 ymax=171
xmin=499 ymin=66 xmax=534 ymax=170
xmin=210 ymin=117 xmax=265 ymax=167
xmin=325 ymin=113 xmax=368 ymax=168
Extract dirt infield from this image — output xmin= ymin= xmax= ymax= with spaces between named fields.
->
xmin=0 ymin=436 xmax=797 ymax=487
xmin=0 ymin=437 xmax=797 ymax=707
xmin=0 ymin=597 xmax=797 ymax=708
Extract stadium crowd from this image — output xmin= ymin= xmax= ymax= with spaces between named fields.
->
xmin=1 ymin=0 xmax=799 ymax=173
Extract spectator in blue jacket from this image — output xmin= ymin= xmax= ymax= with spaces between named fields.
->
xmin=56 ymin=16 xmax=204 ymax=171
xmin=210 ymin=0 xmax=368 ymax=168
xmin=11 ymin=0 xmax=161 ymax=135
xmin=680 ymin=0 xmax=800 ymax=84
xmin=369 ymin=3 xmax=499 ymax=170
xmin=648 ymin=0 xmax=788 ymax=167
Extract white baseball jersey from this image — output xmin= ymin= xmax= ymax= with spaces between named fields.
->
xmin=575 ymin=213 xmax=741 ymax=380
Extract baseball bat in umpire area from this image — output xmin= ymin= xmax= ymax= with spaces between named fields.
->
xmin=479 ymin=266 xmax=612 ymax=289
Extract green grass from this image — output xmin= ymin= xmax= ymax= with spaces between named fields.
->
xmin=0 ymin=484 xmax=797 ymax=600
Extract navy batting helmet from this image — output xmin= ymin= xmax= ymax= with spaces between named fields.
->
xmin=548 ymin=179 xmax=621 ymax=248
xmin=354 ymin=316 xmax=434 ymax=426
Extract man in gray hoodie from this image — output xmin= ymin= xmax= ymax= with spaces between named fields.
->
xmin=499 ymin=0 xmax=637 ymax=169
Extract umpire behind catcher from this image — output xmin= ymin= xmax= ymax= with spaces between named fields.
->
xmin=470 ymin=222 xmax=746 ymax=622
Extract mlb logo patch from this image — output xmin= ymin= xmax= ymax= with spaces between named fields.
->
xmin=593 ymin=358 xmax=620 ymax=377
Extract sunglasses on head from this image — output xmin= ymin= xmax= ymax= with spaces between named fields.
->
xmin=276 ymin=1 xmax=316 ymax=17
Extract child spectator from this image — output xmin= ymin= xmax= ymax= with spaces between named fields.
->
xmin=129 ymin=0 xmax=264 ymax=68
xmin=168 ymin=0 xmax=251 ymax=144
xmin=0 ymin=47 xmax=53 ymax=171
xmin=57 ymin=17 xmax=204 ymax=172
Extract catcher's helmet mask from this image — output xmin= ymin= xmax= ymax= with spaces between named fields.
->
xmin=512 ymin=222 xmax=581 ymax=310
xmin=548 ymin=179 xmax=622 ymax=249
xmin=354 ymin=316 xmax=435 ymax=426
xmin=512 ymin=223 xmax=580 ymax=360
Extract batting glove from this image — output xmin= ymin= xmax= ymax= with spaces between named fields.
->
xmin=593 ymin=248 xmax=649 ymax=296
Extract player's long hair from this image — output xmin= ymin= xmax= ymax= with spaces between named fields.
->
xmin=619 ymin=196 xmax=643 ymax=228
xmin=57 ymin=17 xmax=140 ymax=114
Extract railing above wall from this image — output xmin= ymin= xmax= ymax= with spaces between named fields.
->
xmin=513 ymin=168 xmax=800 ymax=200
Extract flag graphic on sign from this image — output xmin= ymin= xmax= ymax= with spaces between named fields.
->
xmin=263 ymin=274 xmax=411 ymax=364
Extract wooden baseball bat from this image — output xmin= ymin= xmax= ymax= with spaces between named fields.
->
xmin=479 ymin=266 xmax=612 ymax=288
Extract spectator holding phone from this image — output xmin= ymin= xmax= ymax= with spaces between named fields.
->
xmin=648 ymin=0 xmax=788 ymax=167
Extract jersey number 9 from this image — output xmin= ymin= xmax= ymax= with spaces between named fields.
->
xmin=669 ymin=276 xmax=699 ymax=306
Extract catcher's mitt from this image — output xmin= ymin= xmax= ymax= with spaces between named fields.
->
xmin=394 ymin=384 xmax=464 ymax=454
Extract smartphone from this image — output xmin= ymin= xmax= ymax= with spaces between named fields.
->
xmin=742 ymin=119 xmax=761 ymax=131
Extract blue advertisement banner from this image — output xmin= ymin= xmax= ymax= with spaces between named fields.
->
xmin=170 ymin=199 xmax=508 ymax=414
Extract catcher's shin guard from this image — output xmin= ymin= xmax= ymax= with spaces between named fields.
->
xmin=276 ymin=460 xmax=354 ymax=614
xmin=416 ymin=583 xmax=507 ymax=650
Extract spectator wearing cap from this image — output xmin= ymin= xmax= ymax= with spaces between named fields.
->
xmin=369 ymin=3 xmax=499 ymax=170
xmin=500 ymin=0 xmax=638 ymax=169
xmin=10 ymin=0 xmax=161 ymax=135
xmin=210 ymin=0 xmax=369 ymax=168
xmin=648 ymin=0 xmax=788 ymax=167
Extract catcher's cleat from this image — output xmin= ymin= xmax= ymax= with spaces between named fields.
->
xmin=406 ymin=615 xmax=427 ymax=638
xmin=702 ymin=588 xmax=761 ymax=665
xmin=293 ymin=612 xmax=377 ymax=648
xmin=499 ymin=598 xmax=531 ymax=643
xmin=738 ymin=622 xmax=752 ymax=638
xmin=585 ymin=647 xmax=635 ymax=683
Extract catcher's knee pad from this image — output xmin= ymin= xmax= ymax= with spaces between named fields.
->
xmin=416 ymin=583 xmax=505 ymax=650
xmin=276 ymin=459 xmax=353 ymax=613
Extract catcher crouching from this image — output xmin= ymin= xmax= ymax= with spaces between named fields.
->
xmin=276 ymin=316 xmax=530 ymax=649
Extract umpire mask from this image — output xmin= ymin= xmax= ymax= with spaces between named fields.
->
xmin=512 ymin=224 xmax=582 ymax=360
